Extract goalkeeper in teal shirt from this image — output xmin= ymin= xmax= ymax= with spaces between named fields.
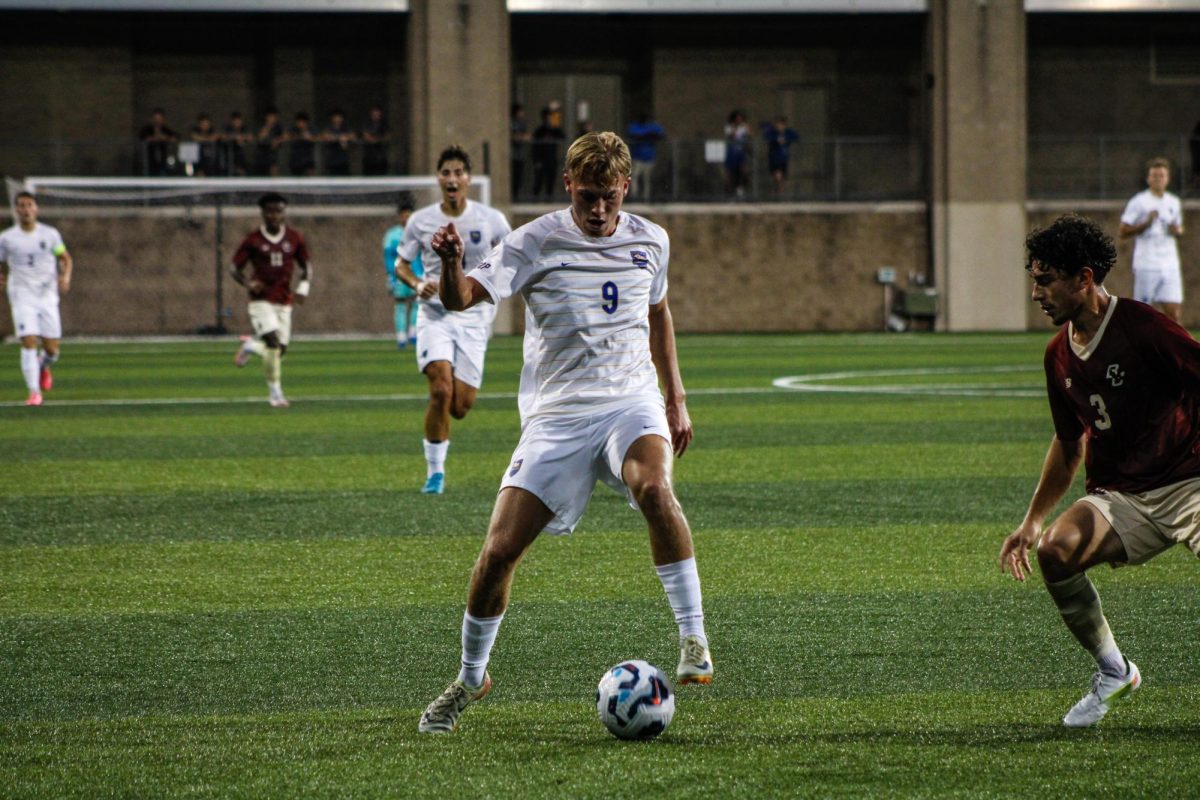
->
xmin=383 ymin=194 xmax=422 ymax=348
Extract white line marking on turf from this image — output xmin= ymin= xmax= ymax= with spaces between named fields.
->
xmin=0 ymin=368 xmax=1042 ymax=408
xmin=773 ymin=365 xmax=1043 ymax=398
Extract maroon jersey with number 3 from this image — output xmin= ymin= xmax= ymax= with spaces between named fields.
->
xmin=232 ymin=225 xmax=309 ymax=305
xmin=1044 ymin=297 xmax=1200 ymax=493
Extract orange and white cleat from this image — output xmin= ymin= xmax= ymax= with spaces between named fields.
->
xmin=676 ymin=635 xmax=714 ymax=685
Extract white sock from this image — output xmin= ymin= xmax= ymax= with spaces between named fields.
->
xmin=655 ymin=557 xmax=707 ymax=645
xmin=268 ymin=380 xmax=283 ymax=398
xmin=244 ymin=338 xmax=265 ymax=357
xmin=424 ymin=439 xmax=449 ymax=478
xmin=458 ymin=611 xmax=503 ymax=688
xmin=20 ymin=347 xmax=39 ymax=392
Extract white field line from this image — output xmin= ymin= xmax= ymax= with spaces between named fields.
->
xmin=0 ymin=366 xmax=1042 ymax=408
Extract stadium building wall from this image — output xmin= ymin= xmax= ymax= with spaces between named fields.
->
xmin=2 ymin=205 xmax=1190 ymax=338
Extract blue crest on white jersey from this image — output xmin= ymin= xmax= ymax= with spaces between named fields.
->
xmin=631 ymin=250 xmax=649 ymax=267
xmin=470 ymin=230 xmax=482 ymax=244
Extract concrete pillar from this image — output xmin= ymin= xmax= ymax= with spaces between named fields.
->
xmin=928 ymin=0 xmax=1028 ymax=331
xmin=407 ymin=0 xmax=510 ymax=201
xmin=407 ymin=0 xmax=514 ymax=332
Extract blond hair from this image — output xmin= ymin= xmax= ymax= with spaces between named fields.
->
xmin=565 ymin=132 xmax=631 ymax=185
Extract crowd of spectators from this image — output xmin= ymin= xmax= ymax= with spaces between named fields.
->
xmin=137 ymin=105 xmax=396 ymax=177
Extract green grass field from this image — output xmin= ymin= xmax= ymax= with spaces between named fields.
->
xmin=2 ymin=333 xmax=1198 ymax=798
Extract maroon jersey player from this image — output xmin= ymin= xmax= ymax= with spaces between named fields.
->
xmin=231 ymin=192 xmax=312 ymax=407
xmin=999 ymin=214 xmax=1200 ymax=728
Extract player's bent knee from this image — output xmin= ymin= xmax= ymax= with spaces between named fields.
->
xmin=1036 ymin=525 xmax=1082 ymax=573
xmin=632 ymin=478 xmax=678 ymax=517
xmin=429 ymin=381 xmax=453 ymax=407
xmin=450 ymin=397 xmax=475 ymax=419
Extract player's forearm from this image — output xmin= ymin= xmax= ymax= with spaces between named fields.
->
xmin=395 ymin=260 xmax=421 ymax=290
xmin=649 ymin=302 xmax=687 ymax=404
xmin=58 ymin=253 xmax=73 ymax=281
xmin=439 ymin=259 xmax=473 ymax=311
xmin=1022 ymin=435 xmax=1084 ymax=529
xmin=296 ymin=261 xmax=312 ymax=297
xmin=229 ymin=264 xmax=247 ymax=286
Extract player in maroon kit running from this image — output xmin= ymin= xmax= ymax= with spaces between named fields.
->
xmin=999 ymin=214 xmax=1200 ymax=728
xmin=231 ymin=192 xmax=312 ymax=407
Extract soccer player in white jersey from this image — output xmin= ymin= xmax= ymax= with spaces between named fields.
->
xmin=417 ymin=131 xmax=712 ymax=734
xmin=0 ymin=192 xmax=73 ymax=406
xmin=395 ymin=145 xmax=512 ymax=495
xmin=1120 ymin=157 xmax=1186 ymax=322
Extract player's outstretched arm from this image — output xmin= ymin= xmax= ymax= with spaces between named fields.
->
xmin=998 ymin=433 xmax=1084 ymax=581
xmin=295 ymin=257 xmax=312 ymax=305
xmin=57 ymin=250 xmax=73 ymax=294
xmin=432 ymin=222 xmax=488 ymax=311
xmin=649 ymin=298 xmax=693 ymax=457
xmin=396 ymin=257 xmax=435 ymax=300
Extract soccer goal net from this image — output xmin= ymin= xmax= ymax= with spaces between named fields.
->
xmin=5 ymin=175 xmax=492 ymax=337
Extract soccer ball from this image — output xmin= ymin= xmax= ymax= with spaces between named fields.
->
xmin=595 ymin=660 xmax=675 ymax=740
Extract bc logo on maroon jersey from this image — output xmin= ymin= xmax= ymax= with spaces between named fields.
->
xmin=1106 ymin=364 xmax=1125 ymax=387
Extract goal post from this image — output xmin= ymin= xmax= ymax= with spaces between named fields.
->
xmin=6 ymin=175 xmax=492 ymax=336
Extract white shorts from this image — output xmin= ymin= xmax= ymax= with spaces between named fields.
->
xmin=416 ymin=309 xmax=490 ymax=389
xmin=9 ymin=293 xmax=62 ymax=340
xmin=1133 ymin=269 xmax=1183 ymax=305
xmin=248 ymin=301 xmax=293 ymax=346
xmin=1079 ymin=477 xmax=1200 ymax=566
xmin=500 ymin=399 xmax=670 ymax=535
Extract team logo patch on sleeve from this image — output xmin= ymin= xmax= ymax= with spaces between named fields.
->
xmin=470 ymin=230 xmax=482 ymax=244
xmin=631 ymin=250 xmax=649 ymax=267
xmin=509 ymin=458 xmax=523 ymax=477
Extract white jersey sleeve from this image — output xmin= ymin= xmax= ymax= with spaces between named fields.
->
xmin=1120 ymin=193 xmax=1144 ymax=227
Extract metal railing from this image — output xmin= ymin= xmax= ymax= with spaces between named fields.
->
xmin=11 ymin=134 xmax=1197 ymax=202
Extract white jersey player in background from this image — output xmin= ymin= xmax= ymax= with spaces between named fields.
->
xmin=417 ymin=131 xmax=712 ymax=734
xmin=0 ymin=192 xmax=73 ymax=406
xmin=395 ymin=145 xmax=511 ymax=494
xmin=1120 ymin=157 xmax=1186 ymax=322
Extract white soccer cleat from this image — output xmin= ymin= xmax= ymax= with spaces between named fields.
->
xmin=234 ymin=336 xmax=254 ymax=368
xmin=269 ymin=394 xmax=290 ymax=408
xmin=676 ymin=634 xmax=713 ymax=685
xmin=418 ymin=672 xmax=492 ymax=733
xmin=1062 ymin=659 xmax=1141 ymax=728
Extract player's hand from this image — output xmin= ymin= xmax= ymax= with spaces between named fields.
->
xmin=415 ymin=279 xmax=438 ymax=299
xmin=666 ymin=399 xmax=693 ymax=457
xmin=58 ymin=275 xmax=71 ymax=294
xmin=248 ymin=279 xmax=264 ymax=294
xmin=431 ymin=223 xmax=464 ymax=266
xmin=998 ymin=524 xmax=1038 ymax=582
xmin=1170 ymin=223 xmax=1185 ymax=236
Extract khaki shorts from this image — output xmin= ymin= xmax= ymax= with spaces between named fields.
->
xmin=1079 ymin=477 xmax=1200 ymax=566
xmin=248 ymin=301 xmax=293 ymax=345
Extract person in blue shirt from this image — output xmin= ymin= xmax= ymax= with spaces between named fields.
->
xmin=627 ymin=113 xmax=665 ymax=201
xmin=763 ymin=116 xmax=799 ymax=196
xmin=383 ymin=194 xmax=422 ymax=348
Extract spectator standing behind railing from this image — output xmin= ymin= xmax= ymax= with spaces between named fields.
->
xmin=628 ymin=113 xmax=665 ymax=201
xmin=724 ymin=110 xmax=751 ymax=199
xmin=254 ymin=108 xmax=285 ymax=177
xmin=321 ymin=109 xmax=356 ymax=176
xmin=362 ymin=105 xmax=390 ymax=176
xmin=762 ymin=116 xmax=799 ymax=197
xmin=190 ymin=113 xmax=220 ymax=177
xmin=138 ymin=108 xmax=178 ymax=176
xmin=510 ymin=103 xmax=530 ymax=198
xmin=531 ymin=101 xmax=566 ymax=199
xmin=1120 ymin=157 xmax=1186 ymax=323
xmin=288 ymin=112 xmax=317 ymax=177
xmin=222 ymin=111 xmax=252 ymax=176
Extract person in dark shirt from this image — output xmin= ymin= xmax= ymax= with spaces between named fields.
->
xmin=254 ymin=107 xmax=285 ymax=177
xmin=138 ymin=108 xmax=178 ymax=176
xmin=321 ymin=108 xmax=356 ymax=176
xmin=531 ymin=101 xmax=566 ymax=199
xmin=222 ymin=111 xmax=252 ymax=176
xmin=999 ymin=214 xmax=1200 ymax=729
xmin=287 ymin=112 xmax=317 ymax=177
xmin=362 ymin=104 xmax=390 ymax=176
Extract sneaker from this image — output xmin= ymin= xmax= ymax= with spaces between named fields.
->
xmin=418 ymin=672 xmax=492 ymax=734
xmin=408 ymin=334 xmax=418 ymax=346
xmin=234 ymin=336 xmax=253 ymax=368
xmin=422 ymin=472 xmax=445 ymax=495
xmin=676 ymin=634 xmax=714 ymax=685
xmin=1062 ymin=659 xmax=1141 ymax=728
xmin=39 ymin=365 xmax=53 ymax=392
xmin=396 ymin=337 xmax=407 ymax=350
xmin=25 ymin=391 xmax=43 ymax=407
xmin=269 ymin=395 xmax=290 ymax=408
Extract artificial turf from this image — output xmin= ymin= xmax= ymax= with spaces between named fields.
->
xmin=2 ymin=334 xmax=1197 ymax=798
